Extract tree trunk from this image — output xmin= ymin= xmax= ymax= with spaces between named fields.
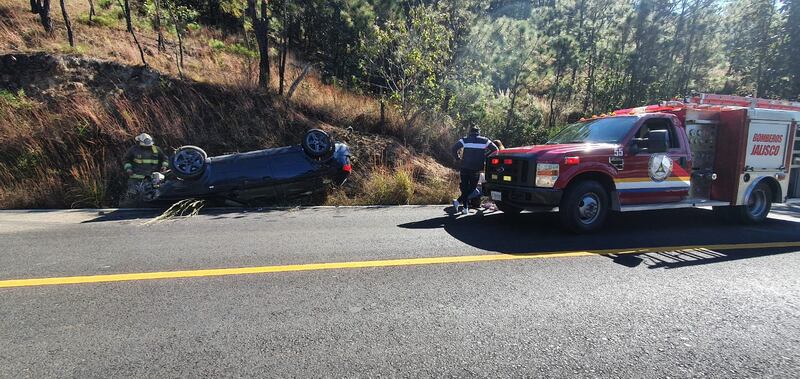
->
xmin=39 ymin=0 xmax=52 ymax=32
xmin=59 ymin=0 xmax=74 ymax=47
xmin=279 ymin=37 xmax=288 ymax=95
xmin=287 ymin=63 xmax=312 ymax=99
xmin=154 ymin=0 xmax=165 ymax=52
xmin=166 ymin=3 xmax=184 ymax=77
xmin=122 ymin=0 xmax=146 ymax=65
xmin=247 ymin=0 xmax=271 ymax=89
xmin=504 ymin=70 xmax=522 ymax=132
xmin=582 ymin=27 xmax=598 ymax=114
xmin=380 ymin=97 xmax=386 ymax=127
xmin=88 ymin=0 xmax=95 ymax=21
xmin=278 ymin=4 xmax=288 ymax=95
xmin=122 ymin=0 xmax=132 ymax=32
xmin=241 ymin=11 xmax=255 ymax=84
xmin=548 ymin=70 xmax=563 ymax=128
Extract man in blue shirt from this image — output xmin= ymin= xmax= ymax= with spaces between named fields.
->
xmin=451 ymin=126 xmax=498 ymax=215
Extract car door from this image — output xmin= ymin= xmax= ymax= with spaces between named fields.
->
xmin=618 ymin=116 xmax=692 ymax=205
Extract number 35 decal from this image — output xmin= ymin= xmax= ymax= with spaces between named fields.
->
xmin=614 ymin=147 xmax=624 ymax=157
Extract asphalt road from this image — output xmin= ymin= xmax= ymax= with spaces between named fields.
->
xmin=1 ymin=204 xmax=799 ymax=377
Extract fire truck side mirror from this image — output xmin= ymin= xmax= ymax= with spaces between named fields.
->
xmin=647 ymin=130 xmax=669 ymax=154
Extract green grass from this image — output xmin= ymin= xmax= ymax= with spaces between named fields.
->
xmin=58 ymin=43 xmax=88 ymax=55
xmin=0 ymin=89 xmax=33 ymax=110
xmin=208 ymin=38 xmax=226 ymax=50
xmin=77 ymin=13 xmax=118 ymax=28
xmin=98 ymin=0 xmax=114 ymax=10
xmin=208 ymin=38 xmax=257 ymax=58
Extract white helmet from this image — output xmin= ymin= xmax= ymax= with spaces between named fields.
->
xmin=135 ymin=133 xmax=154 ymax=147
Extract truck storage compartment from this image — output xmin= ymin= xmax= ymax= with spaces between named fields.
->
xmin=709 ymin=109 xmax=748 ymax=203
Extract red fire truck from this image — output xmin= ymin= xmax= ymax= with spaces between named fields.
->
xmin=484 ymin=94 xmax=800 ymax=232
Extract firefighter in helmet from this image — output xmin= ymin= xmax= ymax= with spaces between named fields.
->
xmin=121 ymin=133 xmax=168 ymax=205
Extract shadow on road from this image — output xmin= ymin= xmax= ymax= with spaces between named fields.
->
xmin=399 ymin=206 xmax=800 ymax=268
xmin=81 ymin=204 xmax=406 ymax=223
xmin=603 ymin=246 xmax=800 ymax=269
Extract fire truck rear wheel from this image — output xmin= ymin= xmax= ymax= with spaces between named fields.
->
xmin=496 ymin=202 xmax=522 ymax=214
xmin=559 ymin=180 xmax=609 ymax=233
xmin=735 ymin=182 xmax=772 ymax=224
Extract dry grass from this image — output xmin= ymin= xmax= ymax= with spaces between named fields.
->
xmin=325 ymin=161 xmax=457 ymax=206
xmin=142 ymin=199 xmax=206 ymax=225
xmin=66 ymin=146 xmax=108 ymax=208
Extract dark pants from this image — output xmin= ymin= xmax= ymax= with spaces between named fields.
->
xmin=458 ymin=169 xmax=481 ymax=205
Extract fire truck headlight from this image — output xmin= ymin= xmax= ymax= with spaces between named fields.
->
xmin=535 ymin=163 xmax=559 ymax=188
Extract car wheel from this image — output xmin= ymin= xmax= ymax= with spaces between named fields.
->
xmin=558 ymin=180 xmax=609 ymax=233
xmin=302 ymin=129 xmax=333 ymax=158
xmin=171 ymin=145 xmax=207 ymax=180
xmin=734 ymin=182 xmax=772 ymax=224
xmin=496 ymin=201 xmax=522 ymax=214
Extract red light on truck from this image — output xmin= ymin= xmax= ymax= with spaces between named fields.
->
xmin=491 ymin=158 xmax=500 ymax=165
xmin=503 ymin=159 xmax=513 ymax=165
xmin=564 ymin=156 xmax=580 ymax=165
xmin=342 ymin=164 xmax=352 ymax=172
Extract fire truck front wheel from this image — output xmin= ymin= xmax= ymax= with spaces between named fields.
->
xmin=735 ymin=182 xmax=772 ymax=224
xmin=559 ymin=180 xmax=609 ymax=233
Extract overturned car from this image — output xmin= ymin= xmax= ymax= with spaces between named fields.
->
xmin=133 ymin=129 xmax=352 ymax=206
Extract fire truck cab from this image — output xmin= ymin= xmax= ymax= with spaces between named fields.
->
xmin=483 ymin=94 xmax=800 ymax=233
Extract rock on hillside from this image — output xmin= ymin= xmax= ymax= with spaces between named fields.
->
xmin=1 ymin=52 xmax=162 ymax=99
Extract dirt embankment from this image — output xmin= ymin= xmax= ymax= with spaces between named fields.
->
xmin=0 ymin=53 xmax=456 ymax=208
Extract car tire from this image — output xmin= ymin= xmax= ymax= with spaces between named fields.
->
xmin=734 ymin=182 xmax=772 ymax=224
xmin=558 ymin=180 xmax=609 ymax=233
xmin=171 ymin=145 xmax=207 ymax=180
xmin=302 ymin=129 xmax=334 ymax=159
xmin=496 ymin=201 xmax=522 ymax=214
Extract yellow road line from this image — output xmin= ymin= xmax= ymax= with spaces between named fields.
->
xmin=1 ymin=241 xmax=799 ymax=288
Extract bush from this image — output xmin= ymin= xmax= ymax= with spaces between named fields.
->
xmin=325 ymin=164 xmax=457 ymax=206
xmin=226 ymin=43 xmax=258 ymax=58
xmin=361 ymin=167 xmax=415 ymax=205
xmin=208 ymin=38 xmax=257 ymax=58
xmin=208 ymin=38 xmax=226 ymax=50
xmin=77 ymin=13 xmax=117 ymax=28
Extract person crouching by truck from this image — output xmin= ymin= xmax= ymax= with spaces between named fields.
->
xmin=120 ymin=133 xmax=169 ymax=207
xmin=451 ymin=126 xmax=498 ymax=215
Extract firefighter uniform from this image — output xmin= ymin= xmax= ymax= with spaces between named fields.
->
xmin=123 ymin=144 xmax=169 ymax=181
xmin=451 ymin=128 xmax=498 ymax=211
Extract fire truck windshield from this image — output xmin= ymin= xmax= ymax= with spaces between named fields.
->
xmin=547 ymin=116 xmax=638 ymax=144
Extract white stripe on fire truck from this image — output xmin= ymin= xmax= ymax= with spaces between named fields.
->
xmin=615 ymin=178 xmax=691 ymax=190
